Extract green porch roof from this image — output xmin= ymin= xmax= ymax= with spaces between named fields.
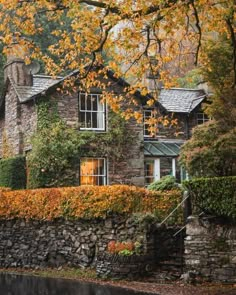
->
xmin=144 ymin=141 xmax=183 ymax=157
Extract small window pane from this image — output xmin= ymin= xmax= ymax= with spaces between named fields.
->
xmin=92 ymin=112 xmax=98 ymax=129
xmin=98 ymin=159 xmax=105 ymax=175
xmin=80 ymin=94 xmax=86 ymax=110
xmin=80 ymin=112 xmax=86 ymax=128
xmin=87 ymin=95 xmax=92 ymax=110
xmin=160 ymin=157 xmax=172 ymax=178
xmin=87 ymin=113 xmax=92 ymax=129
xmin=144 ymin=160 xmax=154 ymax=186
xmin=93 ymin=96 xmax=98 ymax=111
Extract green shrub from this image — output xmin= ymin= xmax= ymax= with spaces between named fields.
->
xmin=148 ymin=175 xmax=178 ymax=191
xmin=0 ymin=156 xmax=26 ymax=189
xmin=183 ymin=176 xmax=236 ymax=221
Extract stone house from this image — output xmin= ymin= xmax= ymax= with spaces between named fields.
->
xmin=143 ymin=87 xmax=208 ymax=185
xmin=0 ymin=50 xmax=208 ymax=187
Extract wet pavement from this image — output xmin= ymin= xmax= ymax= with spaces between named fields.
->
xmin=0 ymin=273 xmax=155 ymax=295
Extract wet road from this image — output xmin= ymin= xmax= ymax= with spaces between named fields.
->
xmin=0 ymin=273 xmax=154 ymax=295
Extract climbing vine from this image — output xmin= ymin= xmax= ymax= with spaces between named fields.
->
xmin=27 ymin=99 xmax=133 ymax=188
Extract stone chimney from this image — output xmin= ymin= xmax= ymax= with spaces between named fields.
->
xmin=4 ymin=40 xmax=33 ymax=86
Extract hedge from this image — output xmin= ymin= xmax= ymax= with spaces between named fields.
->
xmin=0 ymin=156 xmax=26 ymax=189
xmin=0 ymin=185 xmax=182 ymax=222
xmin=183 ymin=176 xmax=236 ymax=220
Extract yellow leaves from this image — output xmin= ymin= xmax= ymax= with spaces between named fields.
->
xmin=0 ymin=0 xmax=234 ymax=124
xmin=0 ymin=185 xmax=181 ymax=220
xmin=147 ymin=99 xmax=155 ymax=106
xmin=134 ymin=111 xmax=143 ymax=123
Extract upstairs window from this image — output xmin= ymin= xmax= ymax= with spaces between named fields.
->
xmin=196 ymin=112 xmax=209 ymax=125
xmin=144 ymin=110 xmax=152 ymax=138
xmin=79 ymin=92 xmax=106 ymax=131
xmin=80 ymin=158 xmax=106 ymax=186
xmin=143 ymin=109 xmax=157 ymax=138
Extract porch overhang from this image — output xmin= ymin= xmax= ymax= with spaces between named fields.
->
xmin=144 ymin=141 xmax=184 ymax=157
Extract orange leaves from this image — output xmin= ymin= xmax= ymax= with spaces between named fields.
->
xmin=107 ymin=240 xmax=135 ymax=255
xmin=0 ymin=185 xmax=181 ymax=221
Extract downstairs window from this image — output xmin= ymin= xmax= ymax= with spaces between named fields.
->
xmin=80 ymin=158 xmax=106 ymax=186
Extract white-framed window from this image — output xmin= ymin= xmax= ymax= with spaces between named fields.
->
xmin=143 ymin=109 xmax=157 ymax=138
xmin=144 ymin=157 xmax=182 ymax=186
xmin=144 ymin=109 xmax=152 ymax=138
xmin=196 ymin=112 xmax=209 ymax=125
xmin=79 ymin=92 xmax=106 ymax=131
xmin=80 ymin=158 xmax=106 ymax=186
xmin=144 ymin=159 xmax=159 ymax=186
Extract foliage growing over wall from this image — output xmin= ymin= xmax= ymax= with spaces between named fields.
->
xmin=28 ymin=99 xmax=133 ymax=188
xmin=0 ymin=185 xmax=182 ymax=222
xmin=183 ymin=176 xmax=236 ymax=221
xmin=27 ymin=120 xmax=93 ymax=189
xmin=0 ymin=156 xmax=26 ymax=189
xmin=1 ymin=129 xmax=13 ymax=159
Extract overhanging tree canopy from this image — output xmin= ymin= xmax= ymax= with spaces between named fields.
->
xmin=0 ymin=0 xmax=235 ymax=113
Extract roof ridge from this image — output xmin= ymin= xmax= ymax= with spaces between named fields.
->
xmin=161 ymin=87 xmax=204 ymax=92
xmin=33 ymin=74 xmax=63 ymax=79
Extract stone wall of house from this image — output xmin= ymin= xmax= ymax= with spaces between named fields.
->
xmin=2 ymin=84 xmax=22 ymax=156
xmin=20 ymin=100 xmax=37 ymax=152
xmin=0 ymin=111 xmax=5 ymax=157
xmin=108 ymin=118 xmax=144 ymax=186
xmin=1 ymin=75 xmax=144 ymax=185
xmin=50 ymin=85 xmax=145 ymax=186
xmin=185 ymin=216 xmax=236 ymax=283
xmin=0 ymin=85 xmax=37 ymax=157
xmin=0 ymin=217 xmax=152 ymax=269
xmin=157 ymin=113 xmax=187 ymax=140
xmin=51 ymin=93 xmax=79 ymax=128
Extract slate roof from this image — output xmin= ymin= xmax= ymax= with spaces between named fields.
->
xmin=158 ymin=88 xmax=206 ymax=113
xmin=144 ymin=141 xmax=184 ymax=157
xmin=5 ymin=67 xmax=148 ymax=104
xmin=10 ymin=75 xmax=62 ymax=103
xmin=4 ymin=68 xmax=206 ymax=113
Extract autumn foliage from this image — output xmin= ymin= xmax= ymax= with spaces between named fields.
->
xmin=107 ymin=240 xmax=135 ymax=255
xmin=0 ymin=185 xmax=181 ymax=221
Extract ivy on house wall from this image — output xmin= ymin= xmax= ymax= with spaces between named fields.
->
xmin=27 ymin=98 xmax=133 ymax=188
xmin=83 ymin=110 xmax=134 ymax=162
xmin=1 ymin=129 xmax=13 ymax=159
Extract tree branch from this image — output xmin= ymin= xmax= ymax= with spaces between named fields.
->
xmin=78 ymin=0 xmax=178 ymax=18
xmin=189 ymin=0 xmax=202 ymax=66
xmin=225 ymin=17 xmax=236 ymax=87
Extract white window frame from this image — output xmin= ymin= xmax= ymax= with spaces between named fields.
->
xmin=143 ymin=109 xmax=156 ymax=138
xmin=79 ymin=92 xmax=106 ymax=131
xmin=80 ymin=157 xmax=107 ymax=186
xmin=144 ymin=158 xmax=177 ymax=185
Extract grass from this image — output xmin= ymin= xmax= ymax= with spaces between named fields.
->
xmin=0 ymin=267 xmax=97 ymax=281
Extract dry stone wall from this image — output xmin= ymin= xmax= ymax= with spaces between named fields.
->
xmin=185 ymin=216 xmax=236 ymax=283
xmin=0 ymin=217 xmax=150 ymax=269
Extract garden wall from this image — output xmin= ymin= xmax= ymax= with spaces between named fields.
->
xmin=0 ymin=216 xmax=153 ymax=269
xmin=0 ymin=216 xmax=184 ymax=276
xmin=185 ymin=216 xmax=236 ymax=283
